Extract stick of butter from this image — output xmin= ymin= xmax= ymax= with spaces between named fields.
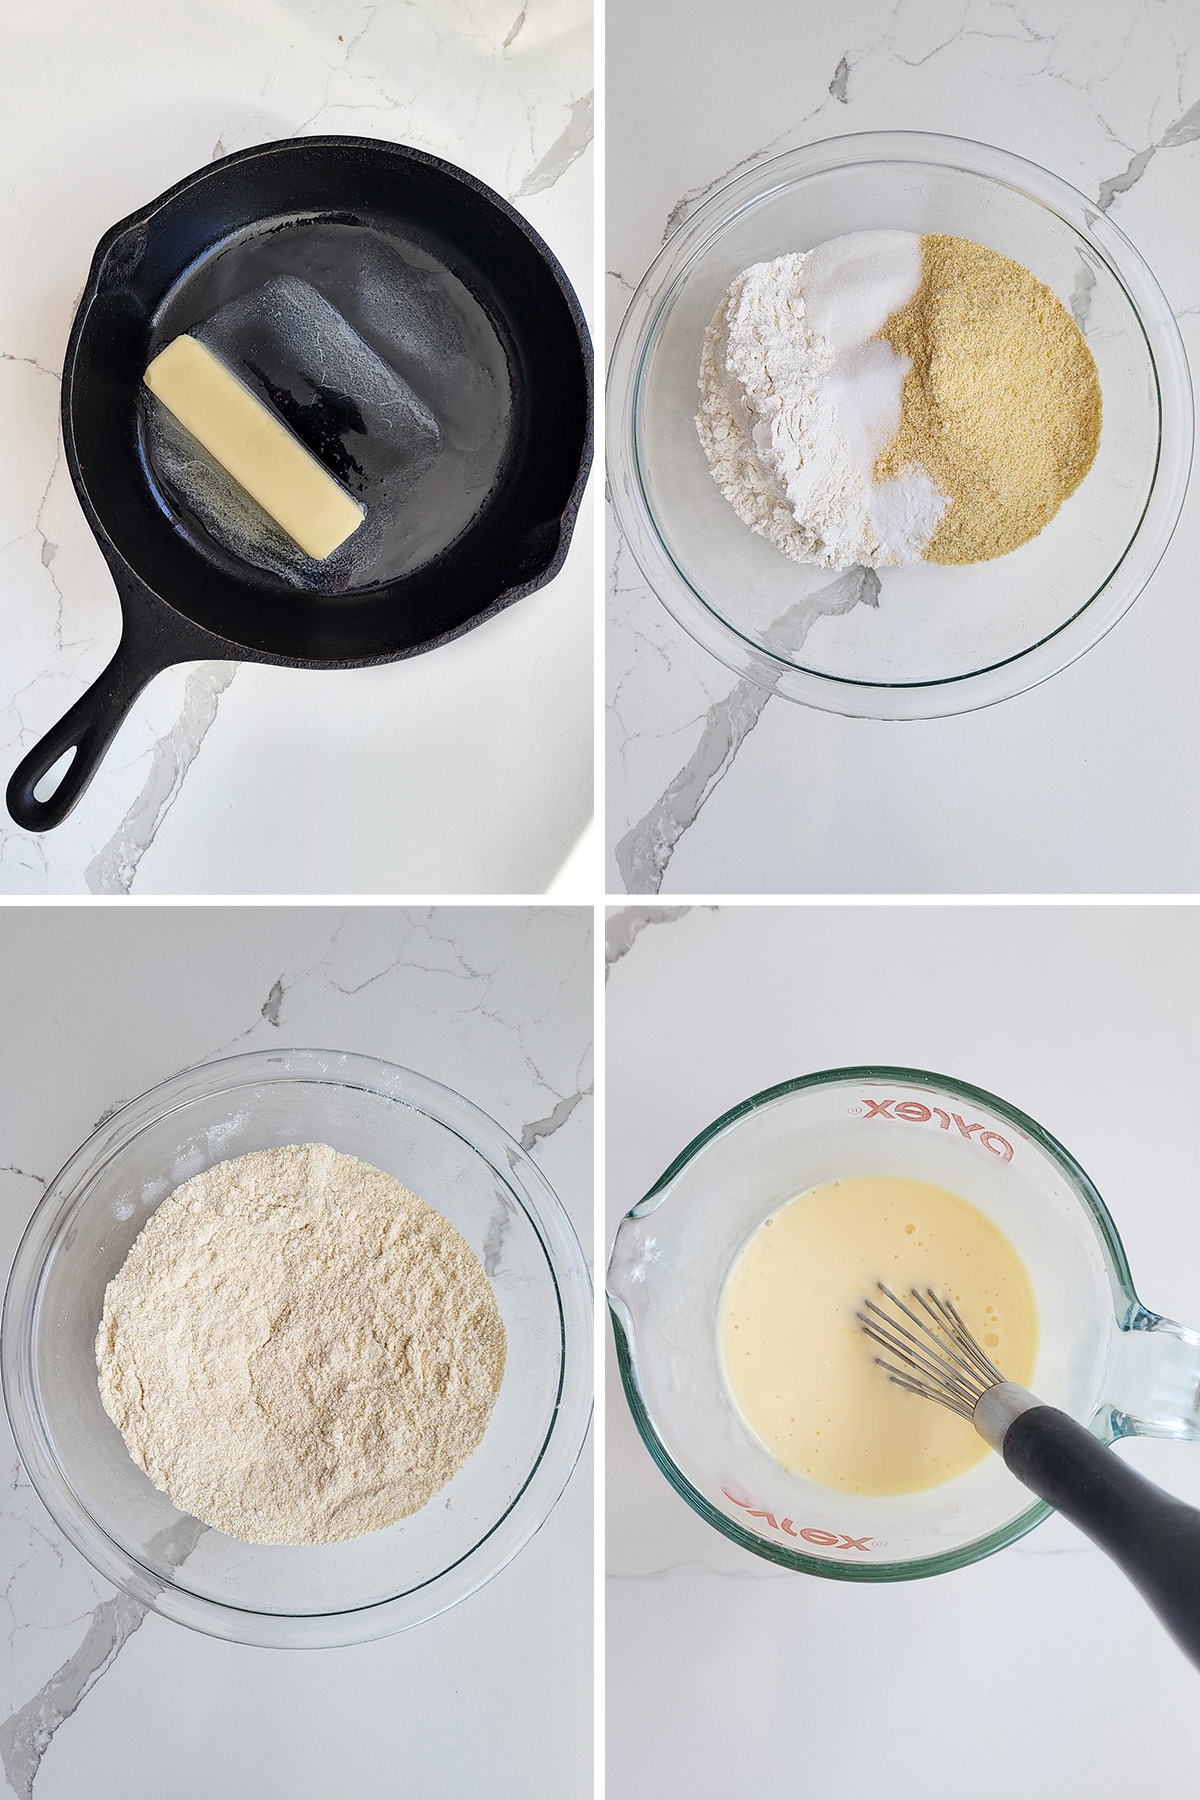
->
xmin=143 ymin=334 xmax=366 ymax=561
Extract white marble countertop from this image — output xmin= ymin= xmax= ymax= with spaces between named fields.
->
xmin=0 ymin=0 xmax=593 ymax=895
xmin=606 ymin=0 xmax=1200 ymax=894
xmin=0 ymin=904 xmax=592 ymax=1798
xmin=605 ymin=904 xmax=1200 ymax=1797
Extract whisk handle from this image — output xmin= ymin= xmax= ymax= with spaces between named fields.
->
xmin=1001 ymin=1404 xmax=1200 ymax=1669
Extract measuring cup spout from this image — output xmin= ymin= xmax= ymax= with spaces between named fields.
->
xmin=606 ymin=1214 xmax=658 ymax=1328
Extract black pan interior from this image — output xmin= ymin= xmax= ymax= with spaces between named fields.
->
xmin=66 ymin=139 xmax=590 ymax=664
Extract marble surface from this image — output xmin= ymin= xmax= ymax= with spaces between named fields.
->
xmin=0 ymin=905 xmax=592 ymax=1798
xmin=605 ymin=904 xmax=1200 ymax=1797
xmin=0 ymin=0 xmax=593 ymax=895
xmin=606 ymin=0 xmax=1200 ymax=894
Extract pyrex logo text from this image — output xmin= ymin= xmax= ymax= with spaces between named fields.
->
xmin=856 ymin=1095 xmax=1013 ymax=1162
xmin=723 ymin=1489 xmax=873 ymax=1552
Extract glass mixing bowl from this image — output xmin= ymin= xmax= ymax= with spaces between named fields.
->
xmin=607 ymin=131 xmax=1193 ymax=718
xmin=607 ymin=1066 xmax=1200 ymax=1580
xmin=2 ymin=1048 xmax=592 ymax=1647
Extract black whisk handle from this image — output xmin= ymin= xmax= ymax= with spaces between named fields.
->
xmin=1001 ymin=1404 xmax=1200 ymax=1669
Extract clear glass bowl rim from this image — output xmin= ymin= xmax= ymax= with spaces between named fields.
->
xmin=2 ymin=1047 xmax=593 ymax=1646
xmin=606 ymin=129 xmax=1195 ymax=720
xmin=607 ymin=1062 xmax=1140 ymax=1582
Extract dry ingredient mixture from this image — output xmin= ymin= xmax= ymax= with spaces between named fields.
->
xmin=95 ymin=1143 xmax=506 ymax=1545
xmin=696 ymin=230 xmax=1101 ymax=570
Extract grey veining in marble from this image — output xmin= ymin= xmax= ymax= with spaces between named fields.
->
xmin=604 ymin=905 xmax=698 ymax=975
xmin=517 ymin=91 xmax=595 ymax=195
xmin=614 ymin=569 xmax=879 ymax=893
xmin=0 ymin=1517 xmax=205 ymax=1800
xmin=82 ymin=666 xmax=238 ymax=895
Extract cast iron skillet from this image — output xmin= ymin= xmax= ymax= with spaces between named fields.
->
xmin=6 ymin=135 xmax=592 ymax=832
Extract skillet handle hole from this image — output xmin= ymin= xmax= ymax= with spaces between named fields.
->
xmin=33 ymin=747 xmax=78 ymax=805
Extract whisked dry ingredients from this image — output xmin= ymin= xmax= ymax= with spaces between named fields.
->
xmin=696 ymin=230 xmax=1101 ymax=570
xmin=96 ymin=1143 xmax=506 ymax=1545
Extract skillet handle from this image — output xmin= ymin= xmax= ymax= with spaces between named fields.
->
xmin=6 ymin=628 xmax=167 ymax=832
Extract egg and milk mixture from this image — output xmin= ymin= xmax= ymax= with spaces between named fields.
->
xmin=719 ymin=1174 xmax=1037 ymax=1495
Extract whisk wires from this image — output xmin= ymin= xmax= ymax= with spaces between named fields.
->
xmin=857 ymin=1283 xmax=1004 ymax=1421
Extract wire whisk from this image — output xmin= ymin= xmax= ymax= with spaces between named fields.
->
xmin=852 ymin=1278 xmax=1200 ymax=1670
xmin=857 ymin=1282 xmax=1004 ymax=1421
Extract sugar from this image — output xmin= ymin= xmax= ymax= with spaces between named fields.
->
xmin=802 ymin=233 xmax=935 ymax=563
xmin=800 ymin=230 xmax=923 ymax=350
xmin=820 ymin=338 xmax=908 ymax=481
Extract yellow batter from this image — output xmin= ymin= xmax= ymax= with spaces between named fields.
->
xmin=719 ymin=1175 xmax=1037 ymax=1495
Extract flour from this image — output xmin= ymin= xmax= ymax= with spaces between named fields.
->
xmin=696 ymin=233 xmax=949 ymax=569
xmin=95 ymin=1143 xmax=506 ymax=1545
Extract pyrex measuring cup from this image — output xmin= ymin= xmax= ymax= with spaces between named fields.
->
xmin=607 ymin=1066 xmax=1200 ymax=1580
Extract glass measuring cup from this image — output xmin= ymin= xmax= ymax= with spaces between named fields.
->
xmin=607 ymin=1066 xmax=1200 ymax=1580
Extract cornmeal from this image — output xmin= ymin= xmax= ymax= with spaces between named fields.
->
xmin=95 ymin=1143 xmax=506 ymax=1545
xmin=875 ymin=236 xmax=1102 ymax=564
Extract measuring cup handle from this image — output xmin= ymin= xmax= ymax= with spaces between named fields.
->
xmin=1106 ymin=1307 xmax=1200 ymax=1442
xmin=1002 ymin=1404 xmax=1200 ymax=1668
